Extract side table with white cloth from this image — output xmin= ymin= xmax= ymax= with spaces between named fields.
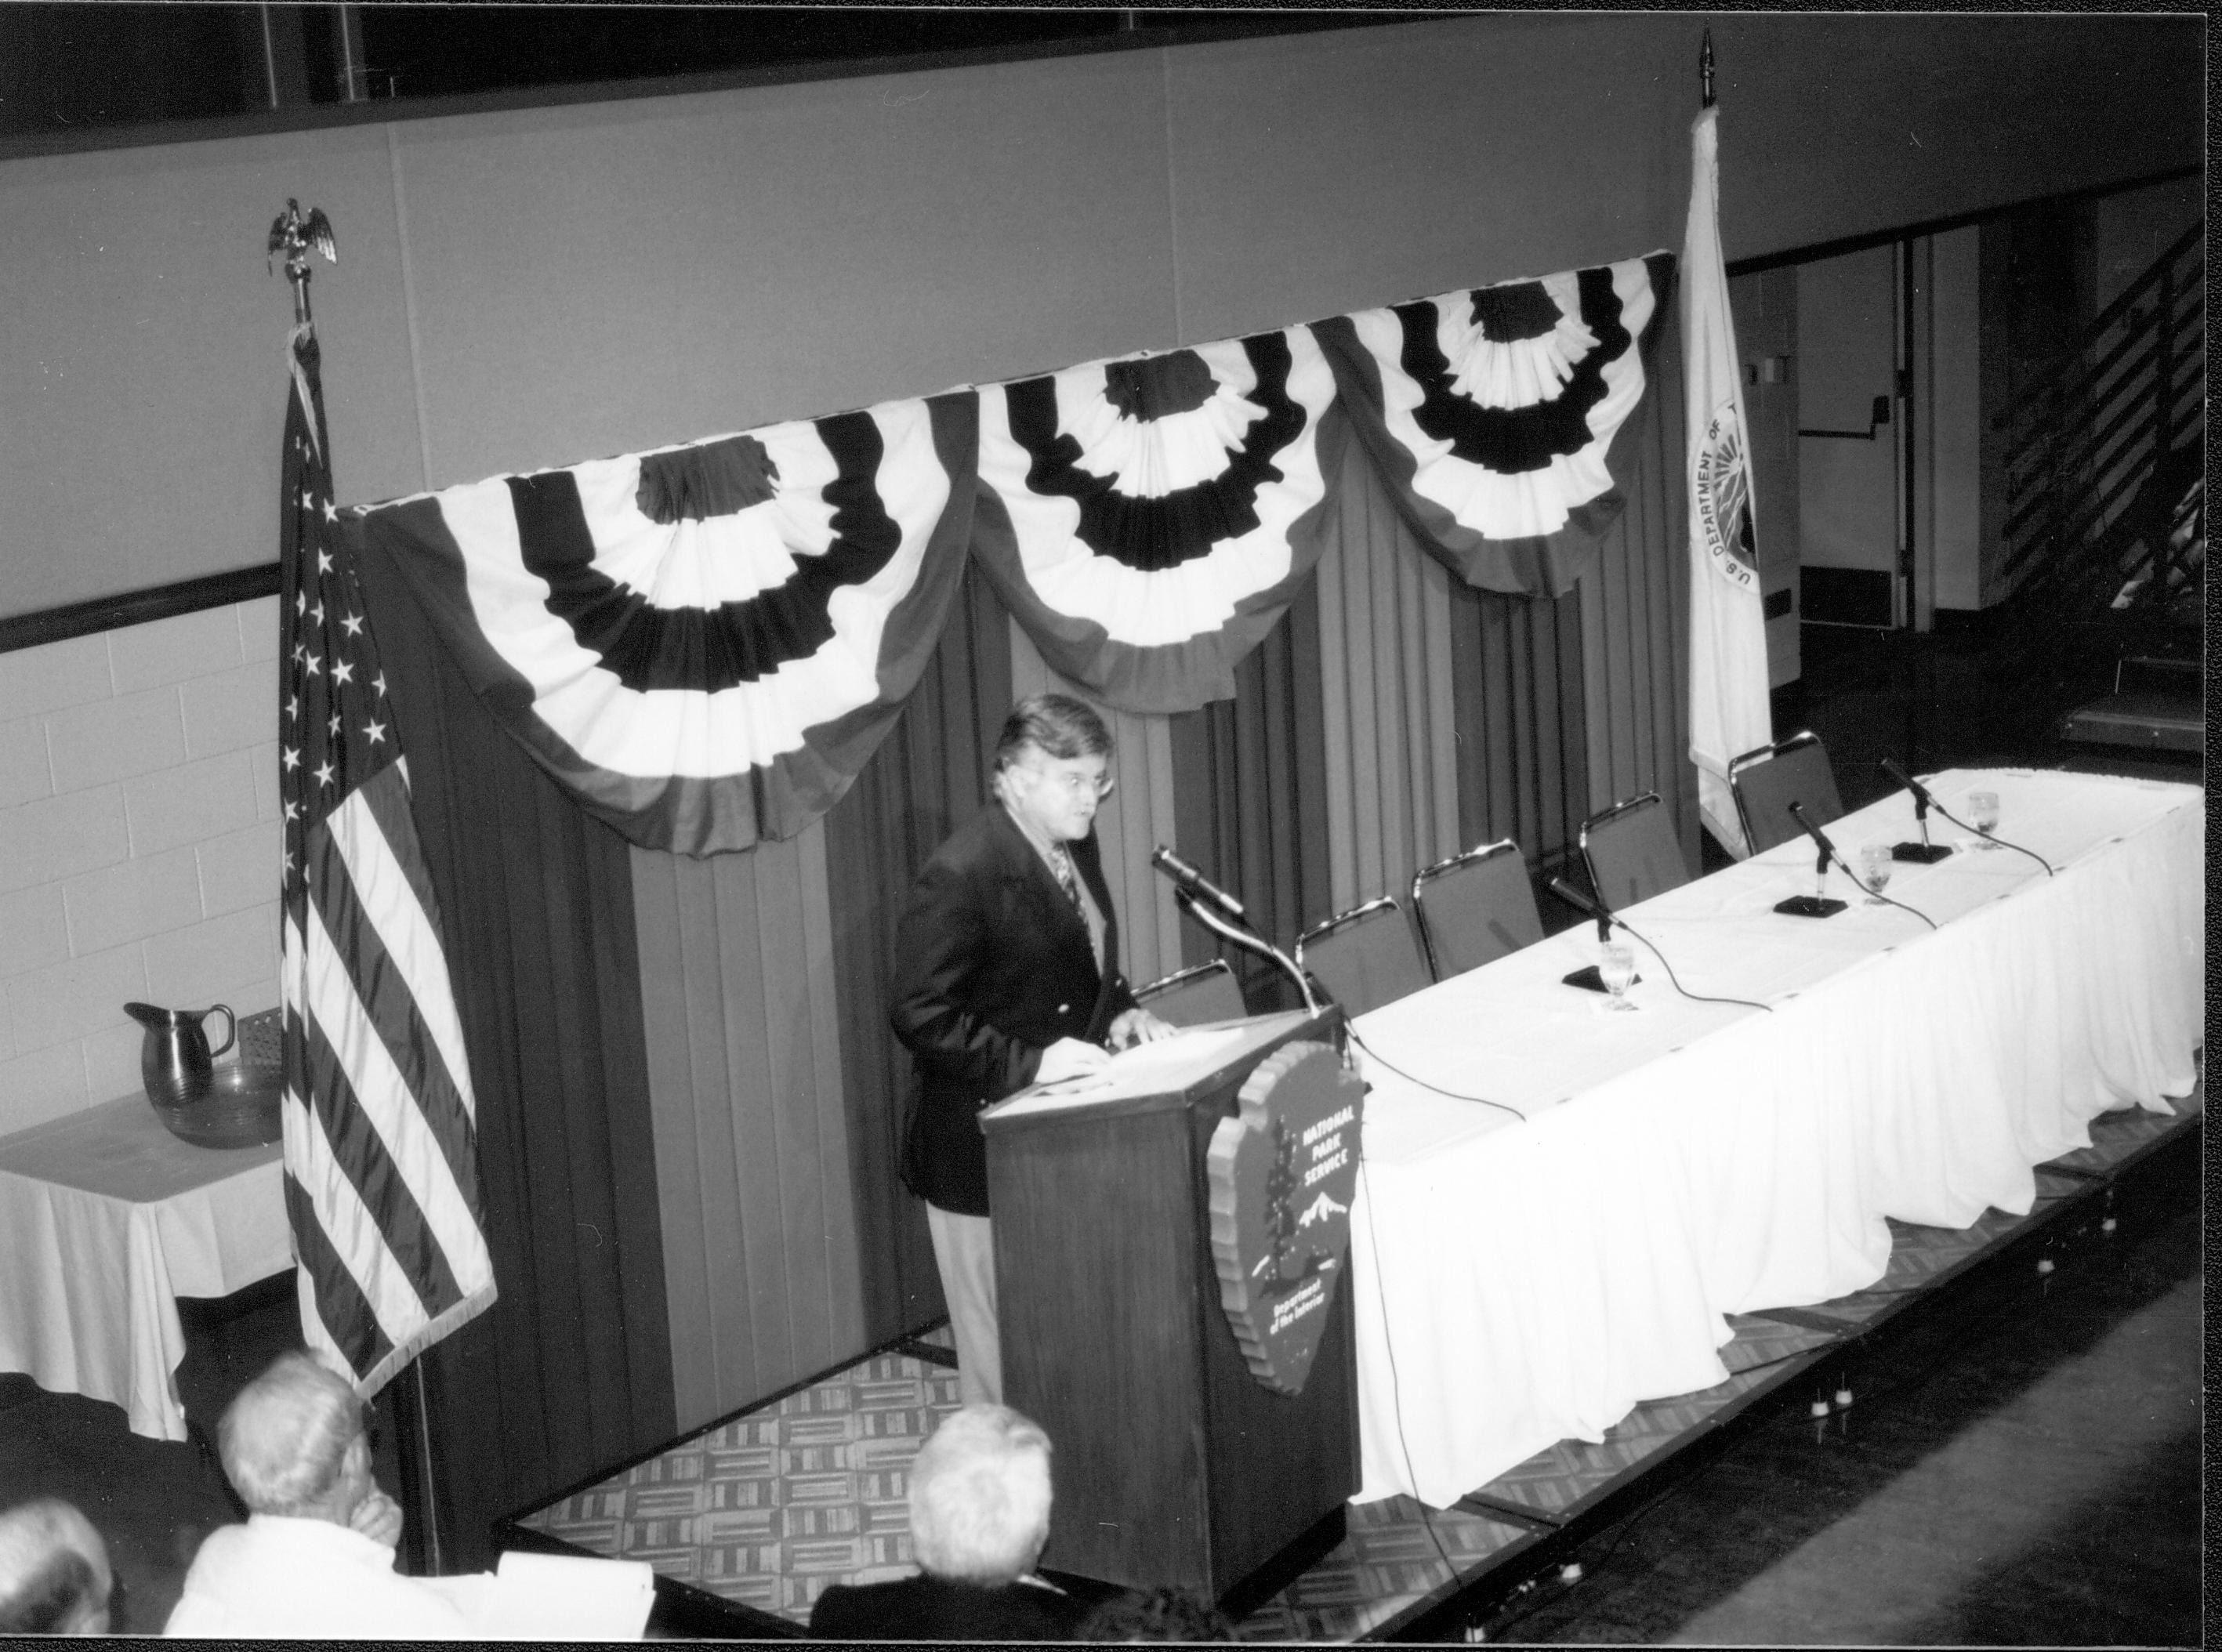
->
xmin=0 ymin=1090 xmax=292 ymax=1443
xmin=1347 ymin=769 xmax=2202 ymax=1508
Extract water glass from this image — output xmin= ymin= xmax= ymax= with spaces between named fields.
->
xmin=1968 ymin=788 xmax=2001 ymax=848
xmin=1599 ymin=941 xmax=1637 ymax=1012
xmin=1858 ymin=843 xmax=1894 ymax=904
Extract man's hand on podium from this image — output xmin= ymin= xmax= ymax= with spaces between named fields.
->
xmin=1036 ymin=1037 xmax=1111 ymax=1085
xmin=1108 ymin=1007 xmax=1178 ymax=1049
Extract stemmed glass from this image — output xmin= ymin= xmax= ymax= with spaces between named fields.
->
xmin=1858 ymin=844 xmax=1894 ymax=905
xmin=1968 ymin=788 xmax=2001 ymax=850
xmin=1599 ymin=941 xmax=1637 ymax=1012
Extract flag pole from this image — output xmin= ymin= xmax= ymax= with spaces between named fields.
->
xmin=268 ymin=194 xmax=449 ymax=1574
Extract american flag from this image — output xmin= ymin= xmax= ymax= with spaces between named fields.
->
xmin=279 ymin=322 xmax=496 ymax=1396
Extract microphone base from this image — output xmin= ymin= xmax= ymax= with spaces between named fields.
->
xmin=1563 ymin=965 xmax=1640 ymax=994
xmin=1891 ymin=842 xmax=1954 ymax=864
xmin=1773 ymin=895 xmax=1848 ymax=918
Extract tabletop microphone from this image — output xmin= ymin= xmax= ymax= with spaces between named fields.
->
xmin=1150 ymin=846 xmax=1246 ymax=921
xmin=1880 ymin=759 xmax=1954 ymax=862
xmin=1775 ymin=802 xmax=1849 ymax=918
xmin=1546 ymin=877 xmax=1615 ymax=944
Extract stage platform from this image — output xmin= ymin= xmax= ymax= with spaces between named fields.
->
xmin=498 ymin=1080 xmax=2200 ymax=1642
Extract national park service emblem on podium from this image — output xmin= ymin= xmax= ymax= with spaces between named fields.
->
xmin=1205 ymin=1039 xmax=1364 ymax=1396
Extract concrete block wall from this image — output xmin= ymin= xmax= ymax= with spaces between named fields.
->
xmin=0 ymin=600 xmax=281 ymax=1136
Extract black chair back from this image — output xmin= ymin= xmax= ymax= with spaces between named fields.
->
xmin=1133 ymin=958 xmax=1249 ymax=1027
xmin=1295 ymin=896 xmax=1431 ymax=1017
xmin=1579 ymin=792 xmax=1691 ymax=910
xmin=1729 ymin=731 xmax=1844 ymax=855
xmin=1411 ymin=839 xmax=1542 ymax=979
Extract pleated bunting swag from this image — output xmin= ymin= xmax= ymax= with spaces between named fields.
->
xmin=972 ymin=328 xmax=1346 ymax=713
xmin=1314 ymin=252 xmax=1674 ymax=597
xmin=348 ymin=393 xmax=978 ymax=854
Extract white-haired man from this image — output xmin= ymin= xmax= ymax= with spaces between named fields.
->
xmin=0 ymin=1498 xmax=113 ymax=1634
xmin=164 ymin=1352 xmax=471 ymax=1637
xmin=808 ymin=1404 xmax=1089 ymax=1640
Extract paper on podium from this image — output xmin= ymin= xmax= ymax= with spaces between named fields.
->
xmin=470 ymin=1549 xmax=656 ymax=1639
xmin=992 ymin=1023 xmax=1256 ymax=1116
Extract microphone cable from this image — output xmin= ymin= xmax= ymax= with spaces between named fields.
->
xmin=1840 ymin=872 xmax=1941 ymax=932
xmin=1343 ymin=1026 xmax=1528 ymax=1120
xmin=1925 ymin=800 xmax=2057 ymax=877
xmin=1611 ymin=915 xmax=1776 ymax=1013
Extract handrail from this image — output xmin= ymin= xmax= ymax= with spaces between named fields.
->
xmin=1990 ymin=219 xmax=2202 ymax=429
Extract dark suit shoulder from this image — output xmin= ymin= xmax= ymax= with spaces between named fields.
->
xmin=808 ymin=1572 xmax=1089 ymax=1641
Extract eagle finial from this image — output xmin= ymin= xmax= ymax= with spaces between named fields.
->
xmin=267 ymin=198 xmax=338 ymax=322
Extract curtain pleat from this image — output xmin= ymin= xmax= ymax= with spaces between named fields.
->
xmin=823 ymin=563 xmax=1013 ymax=1345
xmin=1165 ymin=600 xmax=1333 ymax=1011
xmin=628 ymin=820 xmax=865 ymax=1432
xmin=352 ymin=523 xmax=676 ymax=1570
xmin=1313 ymin=433 xmax=1466 ymax=917
xmin=1579 ymin=318 xmax=1698 ymax=864
xmin=1447 ymin=580 xmax=1591 ymax=889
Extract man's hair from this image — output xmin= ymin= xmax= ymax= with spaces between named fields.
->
xmin=907 ymin=1404 xmax=1053 ymax=1585
xmin=994 ymin=693 xmax=1112 ymax=774
xmin=0 ymin=1500 xmax=109 ymax=1634
xmin=217 ymin=1352 xmax=364 ymax=1516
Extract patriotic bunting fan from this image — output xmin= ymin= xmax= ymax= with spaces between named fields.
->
xmin=973 ymin=328 xmax=1344 ymax=712
xmin=1316 ymin=252 xmax=1673 ymax=596
xmin=351 ymin=394 xmax=977 ymax=853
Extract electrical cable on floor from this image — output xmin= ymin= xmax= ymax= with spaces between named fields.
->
xmin=1344 ymin=1028 xmax=1527 ymax=1118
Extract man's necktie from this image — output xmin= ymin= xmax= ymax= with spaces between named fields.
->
xmin=1052 ymin=849 xmax=1082 ymax=911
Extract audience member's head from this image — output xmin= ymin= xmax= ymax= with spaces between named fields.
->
xmin=0 ymin=1499 xmax=113 ymax=1634
xmin=1078 ymin=1585 xmax=1234 ymax=1642
xmin=218 ymin=1352 xmax=374 ymax=1526
xmin=907 ymin=1404 xmax=1054 ymax=1587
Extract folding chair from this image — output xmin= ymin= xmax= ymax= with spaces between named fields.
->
xmin=1728 ymin=730 xmax=1845 ymax=856
xmin=1133 ymin=958 xmax=1249 ymax=1027
xmin=1294 ymin=896 xmax=1431 ymax=1018
xmin=1579 ymin=792 xmax=1691 ymax=911
xmin=1410 ymin=839 xmax=1544 ymax=980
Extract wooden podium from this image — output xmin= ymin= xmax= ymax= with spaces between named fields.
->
xmin=980 ymin=1009 xmax=1357 ymax=1610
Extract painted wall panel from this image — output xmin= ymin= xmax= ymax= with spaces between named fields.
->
xmin=2 ymin=15 xmax=2197 ymax=618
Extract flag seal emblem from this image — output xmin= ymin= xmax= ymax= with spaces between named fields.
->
xmin=1695 ymin=403 xmax=1757 ymax=588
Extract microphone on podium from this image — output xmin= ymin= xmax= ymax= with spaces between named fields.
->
xmin=1150 ymin=846 xmax=1245 ymax=920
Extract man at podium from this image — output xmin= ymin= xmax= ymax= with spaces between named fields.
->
xmin=890 ymin=694 xmax=1173 ymax=1403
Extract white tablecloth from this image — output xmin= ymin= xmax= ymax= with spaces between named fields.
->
xmin=1348 ymin=769 xmax=2203 ymax=1506
xmin=0 ymin=1092 xmax=292 ymax=1442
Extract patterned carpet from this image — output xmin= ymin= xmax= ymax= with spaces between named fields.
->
xmin=513 ymin=1089 xmax=2199 ymax=1641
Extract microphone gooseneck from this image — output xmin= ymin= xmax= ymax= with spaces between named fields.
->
xmin=1546 ymin=876 xmax=1615 ymax=944
xmin=1150 ymin=845 xmax=1246 ymax=920
xmin=1787 ymin=800 xmax=1838 ymax=880
xmin=1879 ymin=757 xmax=1933 ymax=821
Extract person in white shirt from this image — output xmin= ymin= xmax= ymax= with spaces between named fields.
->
xmin=164 ymin=1351 xmax=471 ymax=1639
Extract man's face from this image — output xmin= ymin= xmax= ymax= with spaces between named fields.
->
xmin=1004 ymin=746 xmax=1111 ymax=845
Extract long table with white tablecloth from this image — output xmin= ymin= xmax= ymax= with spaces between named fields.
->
xmin=1347 ymin=769 xmax=2202 ymax=1507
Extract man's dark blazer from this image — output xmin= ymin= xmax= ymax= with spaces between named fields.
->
xmin=890 ymin=801 xmax=1136 ymax=1216
xmin=807 ymin=1570 xmax=1090 ymax=1641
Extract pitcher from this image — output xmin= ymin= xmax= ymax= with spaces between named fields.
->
xmin=124 ymin=1002 xmax=236 ymax=1110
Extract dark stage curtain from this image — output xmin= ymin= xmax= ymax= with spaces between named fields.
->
xmin=823 ymin=562 xmax=1015 ymax=1343
xmin=353 ymin=525 xmax=676 ymax=1569
xmin=1167 ymin=600 xmax=1334 ymax=1013
xmin=1448 ymin=581 xmax=1591 ymax=892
